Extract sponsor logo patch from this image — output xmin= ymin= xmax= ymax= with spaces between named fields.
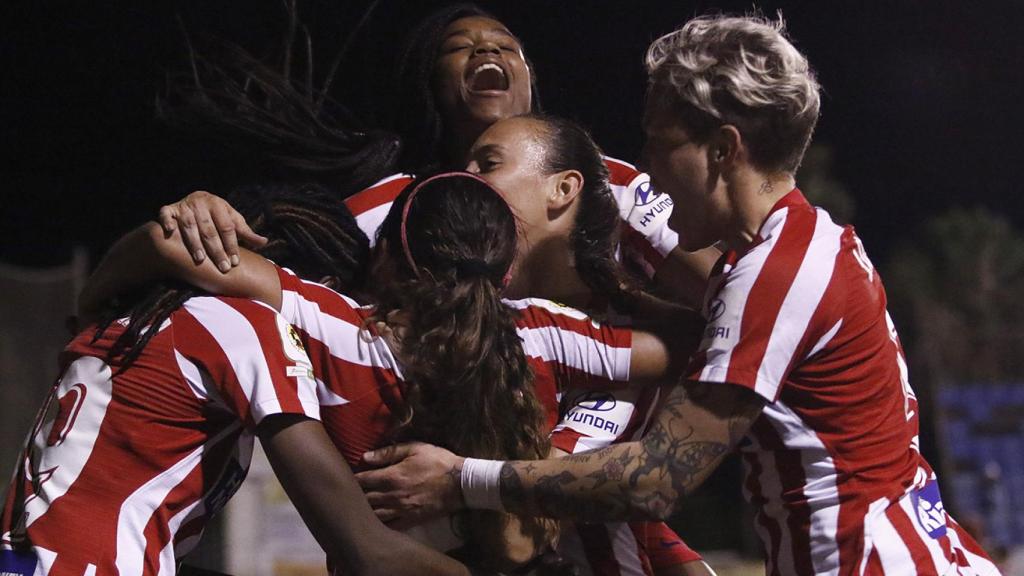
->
xmin=911 ymin=481 xmax=948 ymax=539
xmin=0 ymin=549 xmax=38 ymax=576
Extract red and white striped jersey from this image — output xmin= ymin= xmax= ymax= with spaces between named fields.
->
xmin=272 ymin=267 xmax=705 ymax=573
xmin=1 ymin=297 xmax=319 ymax=576
xmin=343 ymin=157 xmax=679 ymax=278
xmin=553 ymin=387 xmax=703 ymax=576
xmin=273 ymin=265 xmax=635 ymax=464
xmin=686 ymin=189 xmax=998 ymax=575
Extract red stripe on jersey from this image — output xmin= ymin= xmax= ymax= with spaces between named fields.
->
xmin=602 ymin=156 xmax=641 ymax=186
xmin=141 ymin=464 xmax=202 ymax=574
xmin=742 ymin=436 xmax=784 ymax=576
xmin=344 ymin=174 xmax=412 ymax=216
xmin=866 ymin=548 xmax=884 ymax=575
xmin=142 ymin=431 xmax=240 ymax=573
xmin=550 ymin=427 xmax=584 ymax=453
xmin=173 ymin=308 xmax=256 ymax=429
xmin=884 ymin=503 xmax=936 ymax=574
xmin=620 ymin=226 xmax=665 ymax=271
xmin=512 ymin=302 xmax=632 ymax=349
xmin=725 ymin=209 xmax=815 ymax=398
xmin=619 ymin=387 xmax=660 ymax=441
xmin=639 ymin=521 xmax=702 ymax=566
xmin=749 ymin=417 xmax=816 ymax=575
xmin=233 ymin=299 xmax=306 ymax=415
xmin=48 ymin=554 xmax=86 ymax=576
xmin=278 ymin=269 xmax=369 ymax=328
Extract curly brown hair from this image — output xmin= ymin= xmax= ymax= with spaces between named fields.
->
xmin=369 ymin=172 xmax=553 ymax=569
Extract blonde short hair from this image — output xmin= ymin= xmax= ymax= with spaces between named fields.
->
xmin=646 ymin=14 xmax=821 ymax=173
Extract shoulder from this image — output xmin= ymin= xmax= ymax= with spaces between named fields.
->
xmin=601 ymin=155 xmax=644 ymax=187
xmin=344 ymin=173 xmax=414 ymax=216
xmin=504 ymin=297 xmax=632 ymax=349
xmin=276 ymin=266 xmax=368 ymax=326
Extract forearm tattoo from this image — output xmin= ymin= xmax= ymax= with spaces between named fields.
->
xmin=498 ymin=382 xmax=762 ymax=521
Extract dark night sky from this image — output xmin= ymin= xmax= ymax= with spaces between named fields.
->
xmin=3 ymin=1 xmax=1023 ymax=270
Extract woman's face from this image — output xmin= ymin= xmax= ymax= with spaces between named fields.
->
xmin=432 ymin=17 xmax=533 ymax=133
xmin=466 ymin=117 xmax=553 ymax=244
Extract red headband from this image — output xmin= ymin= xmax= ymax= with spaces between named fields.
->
xmin=399 ymin=171 xmax=515 ymax=288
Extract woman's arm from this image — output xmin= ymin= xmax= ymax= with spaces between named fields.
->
xmin=78 ymin=222 xmax=282 ymax=322
xmin=157 ymin=190 xmax=267 ymax=272
xmin=629 ymin=307 xmax=705 ymax=383
xmin=356 ymin=381 xmax=763 ymax=525
xmin=258 ymin=415 xmax=469 ymax=576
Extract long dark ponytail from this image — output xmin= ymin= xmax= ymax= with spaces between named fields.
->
xmin=369 ymin=172 xmax=552 ymax=568
xmin=531 ymin=114 xmax=640 ymax=313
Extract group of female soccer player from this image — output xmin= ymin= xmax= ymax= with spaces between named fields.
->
xmin=2 ymin=3 xmax=1002 ymax=576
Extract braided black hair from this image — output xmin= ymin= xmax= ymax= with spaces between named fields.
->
xmin=97 ymin=182 xmax=369 ymax=368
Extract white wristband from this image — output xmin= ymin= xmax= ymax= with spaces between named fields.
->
xmin=460 ymin=458 xmax=506 ymax=511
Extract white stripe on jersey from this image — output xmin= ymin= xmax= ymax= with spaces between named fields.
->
xmin=115 ymin=423 xmax=241 ymax=576
xmin=608 ymin=522 xmax=647 ymax=575
xmin=897 ymin=493 xmax=950 ymax=573
xmin=502 ymin=297 xmax=594 ymax=319
xmin=698 ymin=212 xmax=780 ymax=385
xmin=280 ymin=284 xmax=404 ymax=377
xmin=805 ymin=319 xmax=842 ymax=361
xmin=505 ymin=298 xmax=631 ymax=380
xmin=515 ymin=325 xmax=631 ymax=381
xmin=742 ymin=438 xmax=791 ymax=572
xmin=755 ymin=210 xmax=843 ymax=399
xmin=36 ymin=546 xmax=57 ymax=576
xmin=356 ymin=203 xmax=392 ymax=248
xmin=760 ymin=400 xmax=842 ymax=575
xmin=869 ymin=497 xmax=916 ymax=574
xmin=182 ymin=298 xmax=318 ymax=422
xmin=944 ymin=519 xmax=1002 ymax=575
xmin=24 ymin=356 xmax=114 ymax=531
xmin=175 ymin=350 xmax=211 ymax=402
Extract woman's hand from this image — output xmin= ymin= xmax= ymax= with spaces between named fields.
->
xmin=355 ymin=442 xmax=466 ymax=529
xmin=157 ymin=190 xmax=268 ymax=273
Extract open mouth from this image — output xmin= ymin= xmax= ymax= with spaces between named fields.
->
xmin=466 ymin=62 xmax=509 ymax=92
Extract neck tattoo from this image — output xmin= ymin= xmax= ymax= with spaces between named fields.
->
xmin=758 ymin=180 xmax=775 ymax=196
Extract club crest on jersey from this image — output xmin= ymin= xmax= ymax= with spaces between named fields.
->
xmin=276 ymin=315 xmax=313 ymax=368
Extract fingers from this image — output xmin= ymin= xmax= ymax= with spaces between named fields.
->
xmin=196 ymin=206 xmax=232 ymax=273
xmin=354 ymin=468 xmax=393 ymax=492
xmin=157 ymin=205 xmax=179 ymax=236
xmin=158 ymin=191 xmax=262 ymax=272
xmin=174 ymin=202 xmax=206 ymax=264
xmin=362 ymin=442 xmax=419 ymax=467
xmin=233 ymin=212 xmax=269 ymax=249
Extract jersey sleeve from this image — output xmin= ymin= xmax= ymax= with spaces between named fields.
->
xmin=509 ymin=298 xmax=633 ymax=389
xmin=637 ymin=521 xmax=703 ymax=567
xmin=343 ymin=173 xmax=413 ymax=248
xmin=175 ymin=297 xmax=320 ymax=429
xmin=685 ymin=206 xmax=844 ymax=402
xmin=604 ymin=157 xmax=680 ymax=278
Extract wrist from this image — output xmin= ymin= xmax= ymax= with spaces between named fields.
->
xmin=460 ymin=457 xmax=506 ymax=511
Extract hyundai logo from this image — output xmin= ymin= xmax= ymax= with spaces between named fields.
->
xmin=573 ymin=392 xmax=617 ymax=412
xmin=708 ymin=298 xmax=726 ymax=321
xmin=634 ymin=181 xmax=659 ymax=207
